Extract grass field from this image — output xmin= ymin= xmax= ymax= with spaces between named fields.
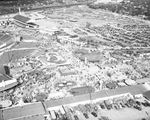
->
xmin=21 ymin=35 xmax=39 ymax=40
xmin=13 ymin=42 xmax=40 ymax=49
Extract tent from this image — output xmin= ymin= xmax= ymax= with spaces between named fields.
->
xmin=106 ymin=82 xmax=117 ymax=89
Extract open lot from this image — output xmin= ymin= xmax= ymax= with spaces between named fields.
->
xmin=0 ymin=49 xmax=36 ymax=65
xmin=13 ymin=42 xmax=40 ymax=49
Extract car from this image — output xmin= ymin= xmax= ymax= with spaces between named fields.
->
xmin=127 ymin=101 xmax=134 ymax=107
xmin=125 ymin=103 xmax=131 ymax=108
xmin=73 ymin=106 xmax=81 ymax=112
xmin=74 ymin=115 xmax=79 ymax=120
xmin=104 ymin=100 xmax=112 ymax=110
xmin=113 ymin=103 xmax=119 ymax=110
xmin=83 ymin=113 xmax=89 ymax=119
xmin=101 ymin=116 xmax=110 ymax=120
xmin=61 ymin=114 xmax=68 ymax=120
xmin=106 ymin=105 xmax=112 ymax=110
xmin=144 ymin=101 xmax=150 ymax=107
xmin=120 ymin=102 xmax=126 ymax=108
xmin=55 ymin=111 xmax=62 ymax=120
xmin=141 ymin=102 xmax=148 ymax=107
xmin=69 ymin=107 xmax=75 ymax=114
xmin=145 ymin=102 xmax=150 ymax=107
xmin=91 ymin=111 xmax=97 ymax=117
xmin=99 ymin=103 xmax=105 ymax=109
xmin=96 ymin=103 xmax=102 ymax=109
xmin=49 ymin=110 xmax=57 ymax=120
xmin=128 ymin=99 xmax=135 ymax=106
xmin=78 ymin=104 xmax=86 ymax=112
xmin=93 ymin=106 xmax=98 ymax=112
xmin=133 ymin=105 xmax=142 ymax=111
xmin=84 ymin=104 xmax=91 ymax=111
xmin=135 ymin=101 xmax=141 ymax=106
xmin=116 ymin=103 xmax=122 ymax=109
xmin=98 ymin=118 xmax=102 ymax=120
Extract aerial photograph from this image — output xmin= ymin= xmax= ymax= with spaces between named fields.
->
xmin=1 ymin=0 xmax=150 ymax=120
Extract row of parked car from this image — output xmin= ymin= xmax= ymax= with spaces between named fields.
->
xmin=44 ymin=104 xmax=111 ymax=120
xmin=68 ymin=98 xmax=150 ymax=119
xmin=99 ymin=98 xmax=150 ymax=111
xmin=44 ymin=98 xmax=150 ymax=120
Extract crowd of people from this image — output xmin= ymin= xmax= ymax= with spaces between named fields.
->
xmin=88 ymin=0 xmax=150 ymax=20
xmin=1 ymin=5 xmax=150 ymax=108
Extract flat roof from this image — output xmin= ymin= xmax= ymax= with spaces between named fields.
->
xmin=13 ymin=15 xmax=30 ymax=23
xmin=46 ymin=85 xmax=148 ymax=108
xmin=2 ymin=102 xmax=45 ymax=120
xmin=0 ymin=33 xmax=12 ymax=46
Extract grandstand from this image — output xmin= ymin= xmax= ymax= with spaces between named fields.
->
xmin=0 ymin=32 xmax=14 ymax=49
xmin=13 ymin=14 xmax=39 ymax=28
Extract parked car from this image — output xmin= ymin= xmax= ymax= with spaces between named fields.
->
xmin=55 ymin=111 xmax=62 ymax=120
xmin=125 ymin=103 xmax=132 ymax=108
xmin=98 ymin=118 xmax=102 ymax=120
xmin=101 ymin=116 xmax=110 ymax=120
xmin=84 ymin=104 xmax=91 ymax=111
xmin=141 ymin=102 xmax=149 ymax=107
xmin=91 ymin=111 xmax=97 ymax=117
xmin=74 ymin=115 xmax=79 ymax=120
xmin=113 ymin=103 xmax=119 ymax=110
xmin=83 ymin=113 xmax=89 ymax=119
xmin=104 ymin=100 xmax=112 ymax=110
xmin=70 ymin=107 xmax=75 ymax=114
xmin=93 ymin=105 xmax=98 ymax=112
xmin=128 ymin=99 xmax=135 ymax=106
xmin=133 ymin=104 xmax=142 ymax=111
xmin=144 ymin=101 xmax=150 ymax=107
xmin=135 ymin=101 xmax=141 ymax=106
xmin=99 ymin=103 xmax=105 ymax=109
xmin=120 ymin=102 xmax=126 ymax=108
xmin=49 ymin=110 xmax=57 ymax=120
xmin=117 ymin=103 xmax=122 ymax=109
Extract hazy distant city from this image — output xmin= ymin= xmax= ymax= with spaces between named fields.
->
xmin=0 ymin=0 xmax=150 ymax=120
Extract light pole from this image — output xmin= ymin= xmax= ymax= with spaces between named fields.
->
xmin=88 ymin=85 xmax=92 ymax=104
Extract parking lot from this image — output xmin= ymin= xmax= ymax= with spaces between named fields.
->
xmin=68 ymin=104 xmax=150 ymax=120
xmin=58 ymin=96 xmax=150 ymax=120
xmin=100 ymin=107 xmax=150 ymax=120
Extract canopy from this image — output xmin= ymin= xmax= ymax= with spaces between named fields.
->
xmin=36 ymin=93 xmax=47 ymax=102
